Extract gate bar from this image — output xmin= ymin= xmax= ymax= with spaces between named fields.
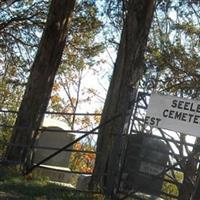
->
xmin=24 ymin=113 xmax=122 ymax=175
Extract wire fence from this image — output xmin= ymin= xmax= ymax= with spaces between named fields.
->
xmin=1 ymin=92 xmax=200 ymax=199
xmin=0 ymin=110 xmax=104 ymax=190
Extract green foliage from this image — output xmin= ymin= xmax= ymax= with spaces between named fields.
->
xmin=0 ymin=1 xmax=49 ymax=152
xmin=141 ymin=0 xmax=200 ymax=98
xmin=162 ymin=171 xmax=183 ymax=199
xmin=0 ymin=167 xmax=106 ymax=200
xmin=62 ymin=0 xmax=105 ymax=71
xmin=0 ymin=0 xmax=48 ymax=78
xmin=162 ymin=181 xmax=179 ymax=199
xmin=0 ymin=0 xmax=105 ymax=114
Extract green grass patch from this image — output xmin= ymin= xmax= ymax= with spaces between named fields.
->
xmin=0 ymin=167 xmax=104 ymax=200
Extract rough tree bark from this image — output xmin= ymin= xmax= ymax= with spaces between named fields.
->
xmin=90 ymin=0 xmax=155 ymax=197
xmin=4 ymin=0 xmax=76 ymax=171
xmin=179 ymin=138 xmax=200 ymax=200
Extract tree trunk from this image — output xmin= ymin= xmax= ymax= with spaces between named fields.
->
xmin=90 ymin=0 xmax=155 ymax=197
xmin=4 ymin=0 xmax=75 ymax=171
xmin=179 ymin=138 xmax=200 ymax=200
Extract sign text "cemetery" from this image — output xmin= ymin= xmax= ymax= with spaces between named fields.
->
xmin=145 ymin=93 xmax=200 ymax=137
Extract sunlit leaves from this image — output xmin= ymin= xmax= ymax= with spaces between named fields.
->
xmin=69 ymin=141 xmax=96 ymax=173
xmin=142 ymin=1 xmax=200 ymax=98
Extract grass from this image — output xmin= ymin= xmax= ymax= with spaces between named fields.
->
xmin=0 ymin=166 xmax=104 ymax=200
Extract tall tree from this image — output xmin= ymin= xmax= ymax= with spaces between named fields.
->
xmin=90 ymin=0 xmax=155 ymax=196
xmin=4 ymin=0 xmax=76 ymax=171
xmin=0 ymin=0 xmax=48 ymax=157
xmin=0 ymin=0 xmax=104 ymax=138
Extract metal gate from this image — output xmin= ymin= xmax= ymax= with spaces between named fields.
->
xmin=0 ymin=110 xmax=102 ymax=190
xmin=1 ymin=92 xmax=200 ymax=199
xmin=117 ymin=92 xmax=200 ymax=200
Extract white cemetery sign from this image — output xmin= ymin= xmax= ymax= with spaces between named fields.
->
xmin=145 ymin=93 xmax=200 ymax=137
